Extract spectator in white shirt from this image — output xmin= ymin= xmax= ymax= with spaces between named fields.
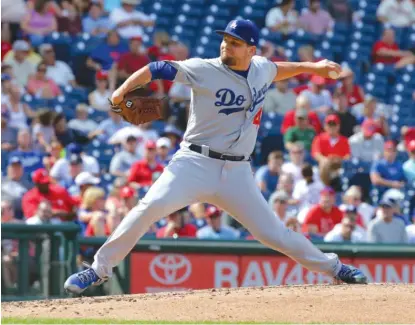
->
xmin=263 ymin=79 xmax=296 ymax=115
xmin=406 ymin=215 xmax=415 ymax=244
xmin=268 ymin=190 xmax=291 ymax=223
xmin=110 ymin=135 xmax=141 ymax=178
xmin=340 ymin=186 xmax=375 ymax=228
xmin=196 ymin=206 xmax=240 ymax=240
xmin=377 ymin=0 xmax=415 ymax=28
xmin=50 ymin=143 xmax=99 ymax=183
xmin=68 ymin=104 xmax=99 ymax=135
xmin=300 ymin=75 xmax=332 ymax=115
xmin=109 ymin=0 xmax=155 ymax=39
xmin=349 ymin=119 xmax=385 ymax=162
xmin=26 ymin=200 xmax=61 ymax=225
xmin=39 ymin=43 xmax=76 ymax=87
xmin=265 ymin=0 xmax=298 ymax=35
xmin=293 ymin=164 xmax=324 ymax=223
xmin=281 ymin=142 xmax=307 ymax=185
xmin=324 ymin=214 xmax=366 ymax=243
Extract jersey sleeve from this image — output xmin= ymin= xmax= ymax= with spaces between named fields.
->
xmin=166 ymin=58 xmax=208 ymax=87
xmin=253 ymin=56 xmax=278 ymax=85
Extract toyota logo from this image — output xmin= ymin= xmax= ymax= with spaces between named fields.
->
xmin=149 ymin=254 xmax=192 ymax=285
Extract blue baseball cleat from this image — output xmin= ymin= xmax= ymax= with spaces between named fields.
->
xmin=64 ymin=264 xmax=107 ymax=294
xmin=334 ymin=264 xmax=368 ymax=284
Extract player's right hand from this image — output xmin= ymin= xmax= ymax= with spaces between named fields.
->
xmin=313 ymin=59 xmax=342 ymax=79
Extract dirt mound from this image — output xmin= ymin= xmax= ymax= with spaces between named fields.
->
xmin=2 ymin=284 xmax=414 ymax=323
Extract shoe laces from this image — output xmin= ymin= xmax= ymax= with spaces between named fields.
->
xmin=338 ymin=265 xmax=355 ymax=278
xmin=76 ymin=264 xmax=98 ymax=284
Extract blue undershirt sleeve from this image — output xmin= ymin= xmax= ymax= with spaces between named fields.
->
xmin=148 ymin=61 xmax=178 ymax=81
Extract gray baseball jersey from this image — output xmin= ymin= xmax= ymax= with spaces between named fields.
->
xmin=168 ymin=56 xmax=277 ymax=157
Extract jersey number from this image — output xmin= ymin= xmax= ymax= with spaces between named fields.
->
xmin=253 ymin=107 xmax=263 ymax=126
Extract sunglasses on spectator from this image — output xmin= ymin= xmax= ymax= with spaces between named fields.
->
xmin=276 ymin=200 xmax=287 ymax=204
xmin=291 ymin=150 xmax=304 ymax=154
xmin=327 ymin=122 xmax=337 ymax=127
xmin=38 ymin=68 xmax=47 ymax=73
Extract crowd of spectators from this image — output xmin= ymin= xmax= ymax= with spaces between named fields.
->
xmin=1 ymin=0 xmax=415 ymax=284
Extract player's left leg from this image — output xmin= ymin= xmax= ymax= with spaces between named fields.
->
xmin=214 ymin=160 xmax=367 ymax=284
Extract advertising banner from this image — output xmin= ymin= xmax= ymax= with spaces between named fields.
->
xmin=130 ymin=252 xmax=415 ymax=293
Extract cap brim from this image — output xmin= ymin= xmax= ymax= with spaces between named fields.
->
xmin=216 ymin=30 xmax=248 ymax=44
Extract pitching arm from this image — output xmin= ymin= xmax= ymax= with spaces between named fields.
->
xmin=273 ymin=60 xmax=342 ymax=82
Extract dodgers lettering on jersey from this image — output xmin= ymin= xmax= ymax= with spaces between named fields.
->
xmin=168 ymin=56 xmax=277 ymax=157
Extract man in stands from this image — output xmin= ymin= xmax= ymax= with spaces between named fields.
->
xmin=1 ymin=157 xmax=32 ymax=218
xmin=255 ymin=151 xmax=284 ymax=199
xmin=112 ymin=36 xmax=150 ymax=89
xmin=284 ymin=110 xmax=316 ymax=152
xmin=51 ymin=143 xmax=99 ymax=184
xmin=302 ymin=187 xmax=343 ymax=239
xmin=324 ymin=214 xmax=366 ymax=243
xmin=22 ymin=168 xmax=77 ymax=220
xmin=128 ymin=140 xmax=164 ymax=188
xmin=349 ymin=119 xmax=385 ymax=162
xmin=3 ymin=40 xmax=36 ymax=87
xmin=370 ymin=140 xmax=406 ymax=191
xmin=281 ymin=95 xmax=322 ymax=135
xmin=300 ymin=75 xmax=332 ymax=115
xmin=196 ymin=206 xmax=240 ymax=240
xmin=156 ymin=210 xmax=197 ymax=238
xmin=330 ymin=90 xmax=357 ymax=138
xmin=110 ymin=135 xmax=141 ymax=178
xmin=372 ymin=28 xmax=413 ymax=65
xmin=263 ymin=79 xmax=296 ymax=115
xmin=367 ymin=198 xmax=408 ymax=243
xmin=109 ymin=0 xmax=154 ymax=39
xmin=377 ymin=0 xmax=415 ymax=28
xmin=9 ymin=129 xmax=43 ymax=176
xmin=97 ymin=110 xmax=129 ymax=142
xmin=299 ymin=0 xmax=334 ymax=35
xmin=311 ymin=114 xmax=350 ymax=189
xmin=39 ymin=43 xmax=76 ymax=87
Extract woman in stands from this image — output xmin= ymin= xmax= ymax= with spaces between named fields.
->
xmin=2 ymin=84 xmax=35 ymax=130
xmin=27 ymin=61 xmax=62 ymax=99
xmin=339 ymin=67 xmax=365 ymax=107
xmin=21 ymin=0 xmax=57 ymax=47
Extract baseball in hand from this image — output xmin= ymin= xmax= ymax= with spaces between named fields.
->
xmin=328 ymin=71 xmax=340 ymax=79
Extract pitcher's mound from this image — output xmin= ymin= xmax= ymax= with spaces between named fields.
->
xmin=2 ymin=284 xmax=414 ymax=323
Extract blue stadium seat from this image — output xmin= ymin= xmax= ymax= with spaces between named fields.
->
xmin=44 ymin=32 xmax=72 ymax=63
xmin=88 ymin=109 xmax=108 ymax=123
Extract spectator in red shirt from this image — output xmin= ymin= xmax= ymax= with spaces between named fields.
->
xmin=128 ymin=140 xmax=164 ymax=187
xmin=312 ymin=114 xmax=350 ymax=189
xmin=156 ymin=210 xmax=197 ymax=238
xmin=281 ymin=95 xmax=322 ymax=134
xmin=302 ymin=186 xmax=343 ymax=237
xmin=112 ymin=36 xmax=150 ymax=88
xmin=339 ymin=67 xmax=365 ymax=107
xmin=372 ymin=28 xmax=413 ymax=64
xmin=401 ymin=126 xmax=415 ymax=150
xmin=22 ymin=168 xmax=77 ymax=220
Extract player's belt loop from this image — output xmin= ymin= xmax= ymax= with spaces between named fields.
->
xmin=201 ymin=145 xmax=210 ymax=157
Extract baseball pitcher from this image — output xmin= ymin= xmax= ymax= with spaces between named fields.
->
xmin=65 ymin=19 xmax=367 ymax=294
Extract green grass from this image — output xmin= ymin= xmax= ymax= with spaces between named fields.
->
xmin=1 ymin=318 xmax=293 ymax=325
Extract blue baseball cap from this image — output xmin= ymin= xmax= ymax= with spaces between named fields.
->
xmin=67 ymin=143 xmax=82 ymax=154
xmin=1 ymin=74 xmax=11 ymax=82
xmin=216 ymin=19 xmax=259 ymax=46
xmin=8 ymin=156 xmax=22 ymax=166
